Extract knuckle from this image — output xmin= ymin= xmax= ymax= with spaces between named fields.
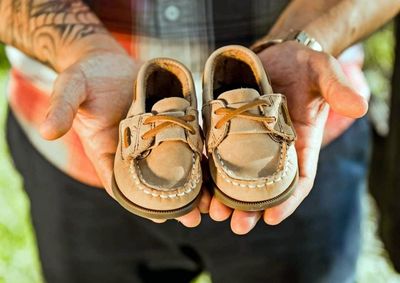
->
xmin=310 ymin=51 xmax=332 ymax=69
xmin=54 ymin=66 xmax=86 ymax=93
xmin=308 ymin=52 xmax=341 ymax=95
xmin=322 ymin=73 xmax=340 ymax=101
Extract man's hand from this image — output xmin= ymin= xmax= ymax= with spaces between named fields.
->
xmin=0 ymin=0 xmax=207 ymax=226
xmin=39 ymin=50 xmax=209 ymax=227
xmin=208 ymin=42 xmax=368 ymax=234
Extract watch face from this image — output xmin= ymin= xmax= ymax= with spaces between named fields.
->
xmin=286 ymin=29 xmax=301 ymax=41
xmin=296 ymin=31 xmax=308 ymax=43
xmin=251 ymin=30 xmax=323 ymax=54
xmin=292 ymin=31 xmax=323 ymax=52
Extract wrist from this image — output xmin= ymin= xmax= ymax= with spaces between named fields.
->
xmin=303 ymin=23 xmax=335 ymax=55
xmin=54 ymin=33 xmax=127 ymax=72
xmin=251 ymin=30 xmax=324 ymax=55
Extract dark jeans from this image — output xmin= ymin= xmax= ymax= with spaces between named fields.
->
xmin=6 ymin=111 xmax=371 ymax=283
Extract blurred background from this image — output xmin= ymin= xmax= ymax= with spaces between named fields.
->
xmin=0 ymin=22 xmax=399 ymax=283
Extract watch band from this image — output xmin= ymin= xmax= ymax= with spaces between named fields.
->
xmin=291 ymin=30 xmax=323 ymax=52
xmin=251 ymin=30 xmax=323 ymax=54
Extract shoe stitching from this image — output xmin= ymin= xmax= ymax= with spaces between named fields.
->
xmin=215 ymin=144 xmax=294 ymax=188
xmin=204 ymin=101 xmax=228 ymax=150
xmin=129 ymin=154 xmax=201 ymax=198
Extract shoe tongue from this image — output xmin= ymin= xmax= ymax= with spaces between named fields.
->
xmin=217 ymin=88 xmax=260 ymax=104
xmin=151 ymin=97 xmax=190 ymax=114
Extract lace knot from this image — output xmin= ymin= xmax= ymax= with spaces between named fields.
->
xmin=214 ymin=99 xmax=276 ymax=129
xmin=141 ymin=114 xmax=196 ymax=140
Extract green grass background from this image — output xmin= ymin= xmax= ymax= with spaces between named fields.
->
xmin=0 ymin=24 xmax=398 ymax=283
xmin=0 ymin=48 xmax=43 ymax=282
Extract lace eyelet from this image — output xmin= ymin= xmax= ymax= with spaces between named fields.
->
xmin=123 ymin=127 xmax=132 ymax=147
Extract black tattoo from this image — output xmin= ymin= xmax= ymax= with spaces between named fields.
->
xmin=0 ymin=0 xmax=106 ymax=68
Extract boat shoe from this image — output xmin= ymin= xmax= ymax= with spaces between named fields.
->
xmin=113 ymin=58 xmax=203 ymax=219
xmin=202 ymin=45 xmax=298 ymax=211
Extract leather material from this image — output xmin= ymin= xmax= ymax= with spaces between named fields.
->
xmin=114 ymin=58 xmax=203 ymax=212
xmin=119 ymin=113 xmax=154 ymax=160
xmin=202 ymin=45 xmax=298 ymax=204
xmin=259 ymin=94 xmax=296 ymax=142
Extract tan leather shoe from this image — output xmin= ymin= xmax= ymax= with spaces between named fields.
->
xmin=113 ymin=58 xmax=203 ymax=219
xmin=202 ymin=45 xmax=298 ymax=211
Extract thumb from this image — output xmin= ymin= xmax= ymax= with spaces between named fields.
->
xmin=40 ymin=66 xmax=87 ymax=140
xmin=316 ymin=54 xmax=368 ymax=119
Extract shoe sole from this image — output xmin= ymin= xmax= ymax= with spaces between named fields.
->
xmin=213 ymin=171 xmax=299 ymax=211
xmin=112 ymin=174 xmax=202 ymax=219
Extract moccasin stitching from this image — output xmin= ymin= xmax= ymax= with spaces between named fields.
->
xmin=213 ymin=144 xmax=294 ymax=188
xmin=203 ymin=101 xmax=229 ymax=151
xmin=128 ymin=153 xmax=202 ymax=198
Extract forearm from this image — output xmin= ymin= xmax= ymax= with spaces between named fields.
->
xmin=265 ymin=0 xmax=400 ymax=56
xmin=0 ymin=0 xmax=124 ymax=72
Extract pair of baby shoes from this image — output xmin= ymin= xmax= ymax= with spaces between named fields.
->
xmin=112 ymin=45 xmax=298 ymax=219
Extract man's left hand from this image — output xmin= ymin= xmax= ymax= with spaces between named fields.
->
xmin=207 ymin=41 xmax=368 ymax=234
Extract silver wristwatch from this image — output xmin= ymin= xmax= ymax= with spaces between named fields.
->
xmin=251 ymin=30 xmax=323 ymax=53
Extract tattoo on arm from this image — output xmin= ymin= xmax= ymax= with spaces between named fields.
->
xmin=0 ymin=0 xmax=106 ymax=68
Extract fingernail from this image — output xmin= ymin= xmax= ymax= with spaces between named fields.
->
xmin=246 ymin=214 xmax=258 ymax=228
xmin=233 ymin=214 xmax=260 ymax=235
xmin=264 ymin=213 xmax=282 ymax=226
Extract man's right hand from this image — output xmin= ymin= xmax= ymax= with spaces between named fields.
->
xmin=39 ymin=49 xmax=210 ymax=227
xmin=0 ymin=0 xmax=208 ymax=226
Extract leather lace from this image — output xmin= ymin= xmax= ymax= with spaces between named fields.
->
xmin=214 ymin=99 xmax=276 ymax=129
xmin=141 ymin=115 xmax=196 ymax=140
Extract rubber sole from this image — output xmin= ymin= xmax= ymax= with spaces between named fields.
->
xmin=112 ymin=174 xmax=202 ymax=219
xmin=213 ymin=171 xmax=299 ymax=211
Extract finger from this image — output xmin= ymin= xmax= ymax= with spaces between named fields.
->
xmin=264 ymin=176 xmax=313 ymax=225
xmin=313 ymin=53 xmax=368 ymax=119
xmin=209 ymin=198 xmax=232 ymax=221
xmin=176 ymin=208 xmax=201 ymax=228
xmin=198 ymin=188 xmax=211 ymax=214
xmin=264 ymin=105 xmax=329 ymax=225
xmin=95 ymin=151 xmax=117 ymax=197
xmin=151 ymin=218 xmax=167 ymax=224
xmin=231 ymin=210 xmax=262 ymax=235
xmin=40 ymin=65 xmax=87 ymax=140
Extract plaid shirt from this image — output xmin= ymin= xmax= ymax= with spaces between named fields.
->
xmin=84 ymin=0 xmax=290 ymax=72
xmin=5 ymin=0 xmax=369 ymax=187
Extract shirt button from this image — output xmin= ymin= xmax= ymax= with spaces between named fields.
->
xmin=164 ymin=5 xmax=180 ymax=21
